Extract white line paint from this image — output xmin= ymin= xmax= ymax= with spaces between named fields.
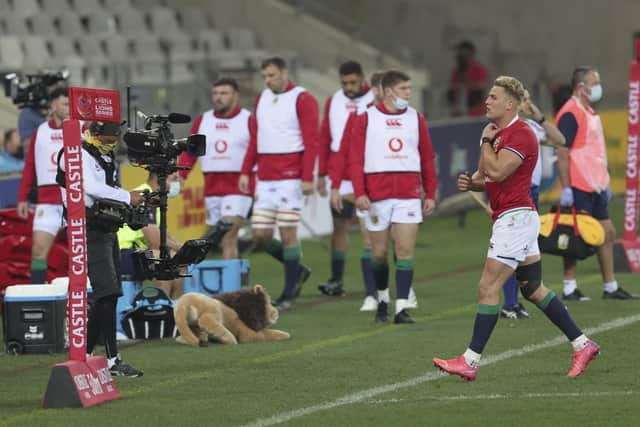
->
xmin=365 ymin=390 xmax=639 ymax=404
xmin=239 ymin=313 xmax=640 ymax=427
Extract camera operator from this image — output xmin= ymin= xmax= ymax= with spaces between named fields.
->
xmin=17 ymin=86 xmax=71 ymax=283
xmin=58 ymin=120 xmax=147 ymax=377
xmin=118 ymin=171 xmax=184 ymax=300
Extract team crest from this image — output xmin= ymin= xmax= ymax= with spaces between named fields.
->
xmin=272 ymin=96 xmax=278 ymax=104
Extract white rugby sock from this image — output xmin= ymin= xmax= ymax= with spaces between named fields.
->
xmin=107 ymin=356 xmax=117 ymax=368
xmin=463 ymin=348 xmax=481 ymax=368
xmin=377 ymin=289 xmax=390 ymax=303
xmin=571 ymin=334 xmax=589 ymax=351
xmin=603 ymin=281 xmax=618 ymax=293
xmin=563 ymin=279 xmax=577 ymax=295
xmin=395 ymin=298 xmax=409 ymax=314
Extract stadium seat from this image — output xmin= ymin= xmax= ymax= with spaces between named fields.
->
xmin=168 ymin=62 xmax=195 ymax=84
xmin=131 ymin=0 xmax=167 ymax=10
xmin=176 ymin=7 xmax=212 ymax=36
xmin=164 ymin=33 xmax=203 ymax=63
xmin=102 ymin=34 xmax=130 ymax=63
xmin=148 ymin=7 xmax=181 ymax=35
xmin=194 ymin=29 xmax=226 ymax=55
xmin=21 ymin=35 xmax=54 ymax=71
xmin=226 ymin=27 xmax=257 ymax=50
xmin=7 ymin=0 xmax=39 ymax=18
xmin=213 ymin=50 xmax=248 ymax=71
xmin=40 ymin=0 xmax=71 ymax=15
xmin=70 ymin=0 xmax=103 ymax=15
xmin=102 ymin=0 xmax=132 ymax=13
xmin=115 ymin=10 xmax=150 ymax=36
xmin=86 ymin=13 xmax=116 ymax=35
xmin=3 ymin=16 xmax=31 ymax=37
xmin=0 ymin=36 xmax=24 ymax=70
xmin=29 ymin=15 xmax=58 ymax=38
xmin=55 ymin=13 xmax=86 ymax=37
xmin=49 ymin=37 xmax=87 ymax=84
xmin=129 ymin=35 xmax=167 ymax=85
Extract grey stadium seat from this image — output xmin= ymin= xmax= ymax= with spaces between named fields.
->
xmin=29 ymin=15 xmax=58 ymax=37
xmin=86 ymin=13 xmax=117 ymax=35
xmin=3 ymin=16 xmax=31 ymax=37
xmin=21 ymin=35 xmax=54 ymax=70
xmin=176 ymin=7 xmax=212 ymax=36
xmin=70 ymin=0 xmax=103 ymax=15
xmin=148 ymin=7 xmax=181 ymax=35
xmin=116 ymin=10 xmax=150 ymax=36
xmin=102 ymin=0 xmax=132 ymax=14
xmin=54 ymin=13 xmax=85 ymax=37
xmin=7 ymin=0 xmax=39 ymax=18
xmin=0 ymin=36 xmax=24 ymax=70
xmin=40 ymin=0 xmax=71 ymax=15
xmin=226 ymin=27 xmax=257 ymax=50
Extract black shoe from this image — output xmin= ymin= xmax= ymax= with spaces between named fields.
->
xmin=374 ymin=301 xmax=389 ymax=323
xmin=514 ymin=303 xmax=531 ymax=318
xmin=603 ymin=287 xmax=640 ymax=299
xmin=563 ymin=288 xmax=591 ymax=301
xmin=500 ymin=306 xmax=518 ymax=319
xmin=393 ymin=309 xmax=415 ymax=324
xmin=272 ymin=298 xmax=293 ymax=310
xmin=318 ymin=278 xmax=345 ymax=296
xmin=294 ymin=264 xmax=312 ymax=298
xmin=110 ymin=358 xmax=143 ymax=377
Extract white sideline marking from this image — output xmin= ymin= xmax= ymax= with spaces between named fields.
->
xmin=365 ymin=390 xmax=639 ymax=404
xmin=239 ymin=314 xmax=640 ymax=427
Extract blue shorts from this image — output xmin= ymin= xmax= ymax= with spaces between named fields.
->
xmin=572 ymin=187 xmax=609 ymax=220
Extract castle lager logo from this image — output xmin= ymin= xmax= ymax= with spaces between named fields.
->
xmin=77 ymin=93 xmax=93 ymax=119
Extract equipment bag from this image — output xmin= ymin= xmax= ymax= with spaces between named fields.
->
xmin=121 ymin=287 xmax=177 ymax=339
xmin=539 ymin=206 xmax=605 ymax=260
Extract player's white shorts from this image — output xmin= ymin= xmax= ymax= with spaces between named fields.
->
xmin=365 ymin=198 xmax=422 ymax=232
xmin=252 ymin=179 xmax=303 ymax=229
xmin=205 ymin=195 xmax=253 ymax=226
xmin=356 ymin=208 xmax=368 ymax=219
xmin=487 ymin=208 xmax=540 ymax=269
xmin=33 ymin=204 xmax=64 ymax=235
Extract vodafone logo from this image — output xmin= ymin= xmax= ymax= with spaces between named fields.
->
xmin=386 ymin=119 xmax=402 ymax=128
xmin=388 ymin=138 xmax=403 ymax=152
xmin=216 ymin=122 xmax=230 ymax=131
xmin=50 ymin=151 xmax=58 ymax=166
xmin=214 ymin=140 xmax=228 ymax=153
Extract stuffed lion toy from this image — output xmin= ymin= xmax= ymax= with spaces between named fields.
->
xmin=174 ymin=285 xmax=290 ymax=347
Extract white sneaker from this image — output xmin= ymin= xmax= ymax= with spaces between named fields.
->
xmin=360 ymin=296 xmax=378 ymax=311
xmin=407 ymin=288 xmax=418 ymax=309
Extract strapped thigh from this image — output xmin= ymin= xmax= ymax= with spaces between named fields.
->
xmin=515 ymin=261 xmax=542 ymax=299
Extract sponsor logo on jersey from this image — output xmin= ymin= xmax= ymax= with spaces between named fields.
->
xmin=216 ymin=122 xmax=230 ymax=131
xmin=385 ymin=119 xmax=402 ymax=128
xmin=214 ymin=140 xmax=228 ymax=153
xmin=388 ymin=138 xmax=404 ymax=152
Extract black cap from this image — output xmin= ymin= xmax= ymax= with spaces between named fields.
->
xmin=90 ymin=121 xmax=123 ymax=137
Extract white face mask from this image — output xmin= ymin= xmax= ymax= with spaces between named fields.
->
xmin=393 ymin=94 xmax=409 ymax=110
xmin=586 ymin=84 xmax=603 ymax=103
xmin=168 ymin=181 xmax=181 ymax=198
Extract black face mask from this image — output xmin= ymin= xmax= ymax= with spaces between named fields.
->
xmin=456 ymin=54 xmax=470 ymax=70
xmin=13 ymin=146 xmax=25 ymax=160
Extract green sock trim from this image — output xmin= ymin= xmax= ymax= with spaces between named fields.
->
xmin=283 ymin=245 xmax=301 ymax=261
xmin=396 ymin=258 xmax=414 ymax=271
xmin=361 ymin=248 xmax=372 ymax=259
xmin=478 ymin=304 xmax=500 ymax=315
xmin=266 ymin=239 xmax=283 ymax=254
xmin=31 ymin=258 xmax=47 ymax=270
xmin=537 ymin=291 xmax=556 ymax=310
xmin=332 ymin=250 xmax=346 ymax=261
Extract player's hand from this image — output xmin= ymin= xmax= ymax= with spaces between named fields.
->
xmin=355 ymin=195 xmax=371 ymax=211
xmin=17 ymin=201 xmax=29 ymax=220
xmin=423 ymin=198 xmax=435 ymax=216
xmin=481 ymin=123 xmax=499 ymax=141
xmin=302 ymin=181 xmax=314 ymax=196
xmin=130 ymin=191 xmax=145 ymax=206
xmin=458 ymin=172 xmax=473 ymax=192
xmin=560 ymin=187 xmax=574 ymax=207
xmin=316 ymin=176 xmax=328 ymax=197
xmin=330 ymin=189 xmax=343 ymax=212
xmin=521 ymin=100 xmax=544 ymax=123
xmin=238 ymin=174 xmax=250 ymax=194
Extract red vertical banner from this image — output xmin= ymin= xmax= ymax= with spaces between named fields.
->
xmin=623 ymin=42 xmax=640 ymax=241
xmin=63 ymin=119 xmax=88 ymax=362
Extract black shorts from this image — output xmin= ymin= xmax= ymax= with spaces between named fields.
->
xmin=572 ymin=187 xmax=609 ymax=220
xmin=120 ymin=248 xmax=146 ymax=282
xmin=331 ymin=199 xmax=356 ymax=219
xmin=87 ymin=229 xmax=122 ymax=303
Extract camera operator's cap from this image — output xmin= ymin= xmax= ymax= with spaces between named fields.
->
xmin=90 ymin=120 xmax=126 ymax=137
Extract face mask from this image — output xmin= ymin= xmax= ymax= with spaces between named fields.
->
xmin=587 ymin=84 xmax=603 ymax=103
xmin=168 ymin=180 xmax=181 ymax=198
xmin=393 ymin=95 xmax=409 ymax=110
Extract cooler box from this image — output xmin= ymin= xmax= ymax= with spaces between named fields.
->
xmin=3 ymin=284 xmax=68 ymax=354
xmin=183 ymin=259 xmax=250 ymax=296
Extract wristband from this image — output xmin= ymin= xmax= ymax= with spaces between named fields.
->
xmin=481 ymin=137 xmax=495 ymax=145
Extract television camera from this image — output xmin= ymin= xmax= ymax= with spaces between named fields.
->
xmin=4 ymin=69 xmax=70 ymax=109
xmin=121 ymin=108 xmax=211 ymax=280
